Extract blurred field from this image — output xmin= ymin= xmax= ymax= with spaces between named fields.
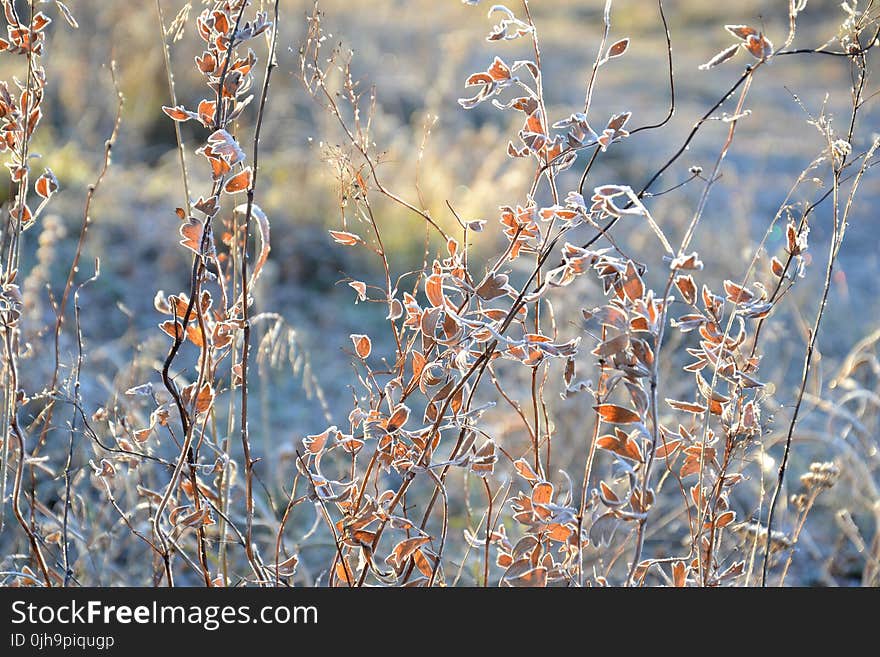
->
xmin=1 ymin=0 xmax=878 ymax=586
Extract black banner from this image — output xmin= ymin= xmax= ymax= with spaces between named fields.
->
xmin=0 ymin=586 xmax=862 ymax=652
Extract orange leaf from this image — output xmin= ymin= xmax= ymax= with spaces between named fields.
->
xmin=470 ymin=440 xmax=497 ymax=477
xmin=666 ymin=399 xmax=707 ymax=414
xmin=214 ymin=10 xmax=230 ymax=35
xmin=350 ymin=334 xmax=372 ymax=359
xmin=355 ymin=171 xmax=368 ymax=191
xmin=744 ymin=33 xmax=773 ymax=59
xmin=607 ymin=38 xmax=629 ymax=58
xmin=304 ymin=427 xmax=335 ymax=453
xmin=208 ymin=154 xmax=231 ymax=179
xmin=513 ymin=458 xmax=538 ymax=482
xmin=31 ymin=12 xmax=52 ymax=32
xmin=411 ymin=548 xmax=434 ymax=578
xmin=223 ymin=167 xmax=252 ymax=194
xmin=654 ymin=438 xmax=682 ymax=459
xmin=185 ymin=323 xmax=206 ymax=347
xmin=525 ymin=108 xmax=544 ymax=135
xmin=349 ymin=281 xmax=367 ymax=302
xmin=723 ymin=280 xmax=755 ymax=304
xmin=34 ymin=169 xmax=58 ymax=199
xmin=195 ymin=51 xmax=217 ymax=74
xmin=386 ymin=405 xmax=410 ymax=432
xmin=596 ymin=431 xmax=644 ymax=462
xmin=411 ymin=351 xmax=426 ymax=381
xmin=532 ymin=481 xmax=553 ymax=505
xmin=680 ymin=457 xmax=707 ymax=478
xmin=594 ymin=404 xmax=641 ymax=424
xmin=425 ymin=273 xmax=444 ymax=307
xmin=622 ymin=261 xmax=644 ymax=301
xmin=162 ymin=105 xmax=192 ymax=121
xmin=334 ymin=558 xmax=354 ymax=586
xmin=196 ymin=385 xmax=214 ymax=414
xmin=25 ymin=101 xmax=41 ymax=136
xmin=725 ymin=25 xmax=758 ymax=40
xmin=386 ymin=536 xmax=431 ymax=572
xmin=672 ymin=561 xmax=687 ymax=587
xmin=329 ymin=230 xmax=363 ymax=246
xmin=487 ymin=56 xmax=511 ymax=81
xmin=507 ymin=566 xmax=547 ymax=587
xmin=674 ymin=275 xmax=697 ymax=305
xmin=197 ymin=99 xmax=216 ymax=125
xmin=770 ymin=256 xmax=785 ymax=277
xmin=159 ymin=320 xmax=184 ymax=341
xmin=599 ymin=480 xmax=620 ymax=504
xmin=179 ymin=217 xmax=204 ymax=254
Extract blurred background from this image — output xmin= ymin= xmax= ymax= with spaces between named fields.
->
xmin=1 ymin=0 xmax=878 ymax=585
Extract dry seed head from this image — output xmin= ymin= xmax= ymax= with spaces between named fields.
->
xmin=23 ymin=214 xmax=67 ymax=326
xmin=799 ymin=461 xmax=840 ymax=491
xmin=831 ymin=138 xmax=851 ymax=165
xmin=790 ymin=493 xmax=808 ymax=512
xmin=732 ymin=521 xmax=793 ymax=552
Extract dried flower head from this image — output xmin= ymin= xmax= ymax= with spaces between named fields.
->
xmin=733 ymin=521 xmax=793 ymax=553
xmin=831 ymin=138 xmax=852 ymax=164
xmin=799 ymin=461 xmax=840 ymax=492
xmin=790 ymin=493 xmax=808 ymax=512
